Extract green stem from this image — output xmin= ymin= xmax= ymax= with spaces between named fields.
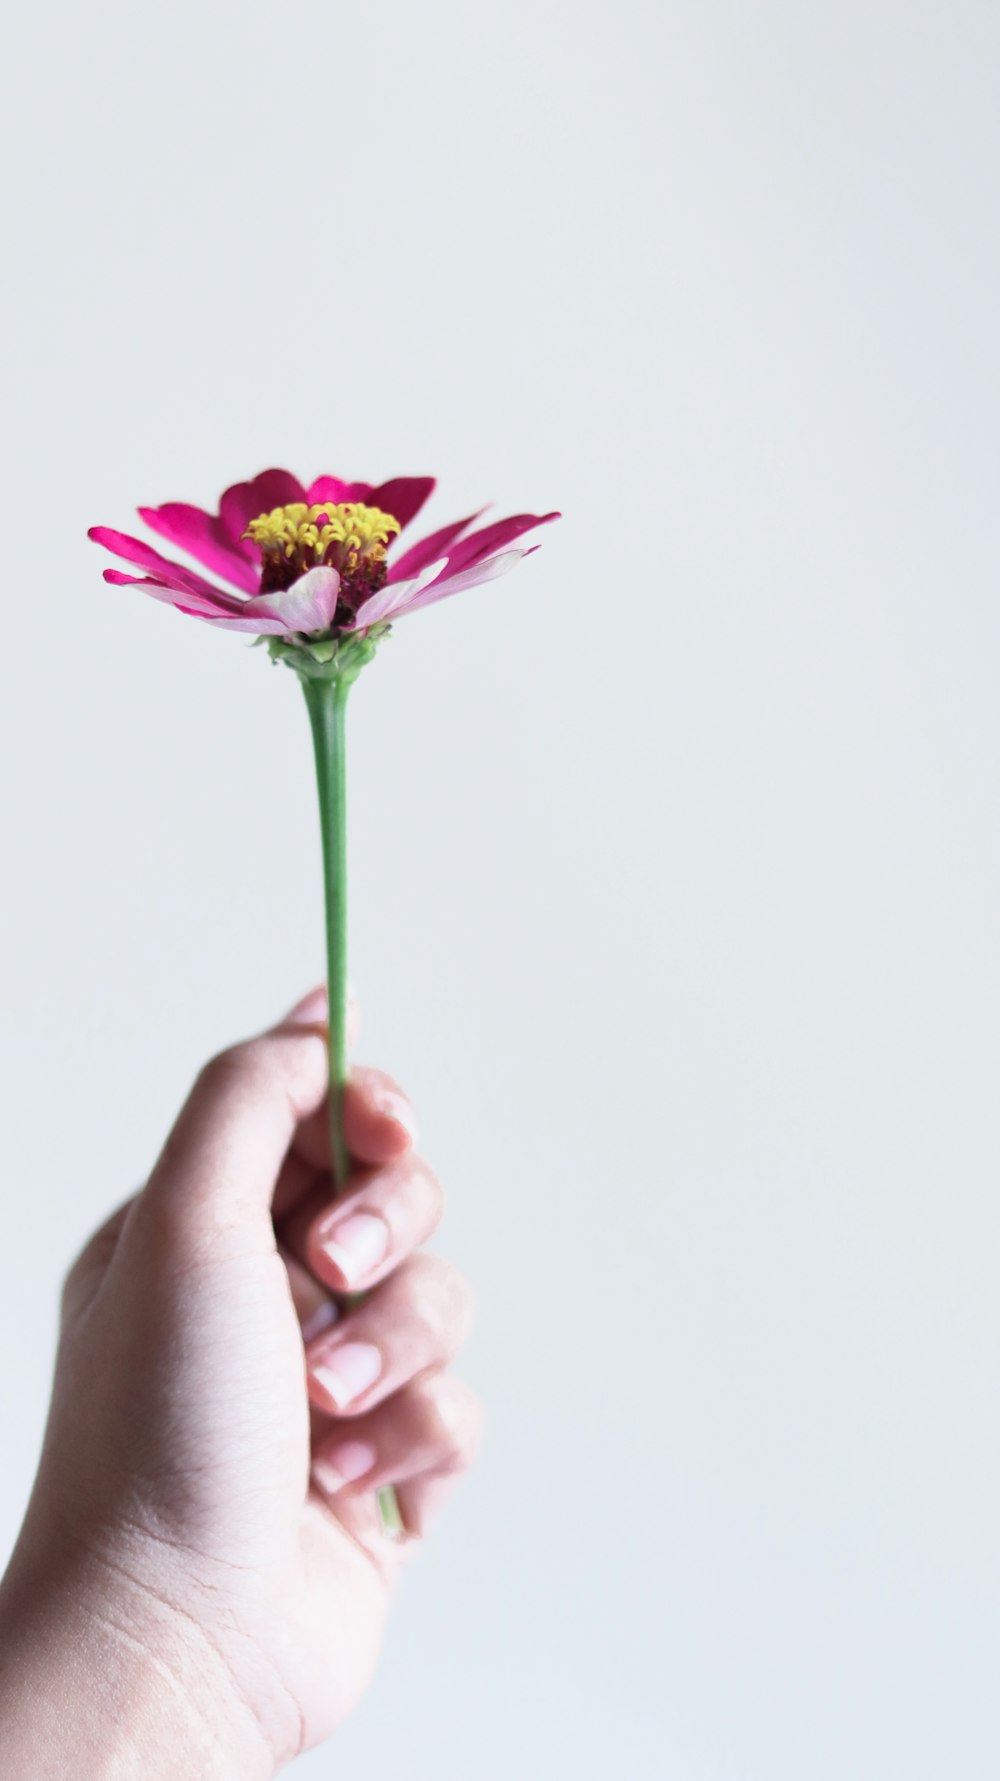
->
xmin=302 ymin=673 xmax=352 ymax=1188
xmin=301 ymin=672 xmax=404 ymax=1541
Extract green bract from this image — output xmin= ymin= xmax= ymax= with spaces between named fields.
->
xmin=266 ymin=625 xmax=390 ymax=685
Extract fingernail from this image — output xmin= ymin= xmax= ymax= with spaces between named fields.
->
xmin=312 ymin=1439 xmax=377 ymax=1496
xmin=311 ymin=1342 xmax=381 ymax=1409
xmin=375 ymin=1089 xmax=418 ymax=1144
xmin=317 ymin=1213 xmax=389 ymax=1287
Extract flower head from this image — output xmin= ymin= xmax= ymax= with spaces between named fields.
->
xmin=247 ymin=501 xmax=400 ymax=613
xmin=90 ymin=469 xmax=558 ymax=671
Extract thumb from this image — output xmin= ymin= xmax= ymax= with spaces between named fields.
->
xmin=143 ymin=998 xmax=330 ymax=1231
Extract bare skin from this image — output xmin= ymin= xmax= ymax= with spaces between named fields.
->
xmin=0 ymin=986 xmax=481 ymax=1776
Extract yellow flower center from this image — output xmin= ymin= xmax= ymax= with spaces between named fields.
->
xmin=245 ymin=501 xmax=401 ymax=604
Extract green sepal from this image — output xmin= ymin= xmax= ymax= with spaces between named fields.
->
xmin=267 ymin=625 xmax=390 ymax=687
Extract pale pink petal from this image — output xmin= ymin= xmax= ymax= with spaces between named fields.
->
xmin=239 ymin=566 xmax=342 ymax=633
xmin=306 ymin=475 xmax=373 ymax=506
xmin=200 ymin=611 xmax=291 ymax=634
xmin=394 ymin=549 xmax=530 ymax=615
xmin=422 ymin=511 xmax=559 ymax=586
xmin=387 ymin=509 xmax=484 ymax=583
xmin=350 ymin=559 xmax=449 ymax=627
xmin=102 ymin=569 xmax=283 ymax=628
xmin=367 ymin=476 xmax=436 ymax=531
xmin=89 ymin=526 xmax=246 ymax=608
xmin=137 ymin=502 xmax=260 ymax=594
xmin=353 ymin=550 xmax=528 ymax=628
xmin=103 ymin=568 xmax=234 ymax=614
xmin=348 ymin=582 xmax=411 ymax=628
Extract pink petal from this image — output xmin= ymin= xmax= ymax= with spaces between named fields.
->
xmin=304 ymin=475 xmax=435 ymax=531
xmin=368 ymin=476 xmax=436 ymax=532
xmin=422 ymin=511 xmax=559 ymax=587
xmin=306 ymin=475 xmax=373 ymax=506
xmin=141 ymin=471 xmax=339 ymax=593
xmin=102 ymin=568 xmax=221 ymax=612
xmin=201 ymin=612 xmax=292 ymax=634
xmin=89 ymin=526 xmax=246 ymax=609
xmin=388 ymin=509 xmax=484 ymax=583
xmin=102 ymin=568 xmax=277 ymax=626
xmin=393 ymin=549 xmax=530 ymax=616
xmin=137 ymin=502 xmax=260 ymax=595
xmin=239 ymin=566 xmax=342 ymax=633
xmin=350 ymin=559 xmax=448 ymax=627
xmin=353 ymin=549 xmax=527 ymax=629
xmin=217 ymin=468 xmax=309 ymax=551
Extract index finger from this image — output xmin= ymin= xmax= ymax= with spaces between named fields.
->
xmin=295 ymin=1067 xmax=418 ymax=1171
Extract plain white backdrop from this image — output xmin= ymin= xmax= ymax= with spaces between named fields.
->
xmin=2 ymin=0 xmax=1000 ymax=1774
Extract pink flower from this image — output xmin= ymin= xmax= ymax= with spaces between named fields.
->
xmin=90 ymin=468 xmax=559 ymax=639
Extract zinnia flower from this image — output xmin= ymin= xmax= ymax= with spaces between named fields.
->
xmin=90 ymin=468 xmax=558 ymax=645
xmin=92 ymin=458 xmax=557 ymax=1541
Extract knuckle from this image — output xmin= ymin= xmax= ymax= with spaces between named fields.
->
xmin=196 ymin=1031 xmax=324 ymax=1125
xmin=62 ymin=1204 xmax=129 ymax=1289
xmin=189 ymin=1032 xmax=311 ymax=1111
xmin=59 ymin=1250 xmax=86 ymax=1309
xmin=59 ymin=1203 xmax=132 ymax=1321
xmin=410 ymin=1157 xmax=445 ymax=1224
xmin=423 ymin=1375 xmax=485 ymax=1470
xmin=353 ymin=1064 xmax=413 ymax=1124
xmin=368 ymin=1064 xmax=406 ymax=1101
xmin=195 ymin=1039 xmax=262 ymax=1098
xmin=408 ymin=1253 xmax=475 ymax=1341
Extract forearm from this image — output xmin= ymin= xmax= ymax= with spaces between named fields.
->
xmin=0 ymin=1540 xmax=275 ymax=1781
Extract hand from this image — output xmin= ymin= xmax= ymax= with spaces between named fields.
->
xmin=0 ymin=988 xmax=482 ymax=1776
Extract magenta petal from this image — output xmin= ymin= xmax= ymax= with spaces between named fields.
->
xmin=423 ymin=511 xmax=559 ymax=586
xmin=240 ymin=566 xmax=342 ymax=633
xmin=387 ymin=509 xmax=484 ymax=583
xmin=89 ymin=526 xmax=246 ymax=608
xmin=137 ymin=502 xmax=260 ymax=595
xmin=217 ymin=468 xmax=309 ymax=551
xmin=306 ymin=475 xmax=373 ymax=506
xmin=367 ymin=476 xmax=436 ymax=532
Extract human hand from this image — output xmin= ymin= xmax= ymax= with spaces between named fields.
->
xmin=0 ymin=988 xmax=481 ymax=1776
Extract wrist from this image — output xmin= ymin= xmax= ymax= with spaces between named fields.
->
xmin=0 ymin=1535 xmax=277 ymax=1780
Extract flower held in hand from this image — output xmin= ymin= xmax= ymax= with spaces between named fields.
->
xmin=89 ymin=463 xmax=558 ymax=1537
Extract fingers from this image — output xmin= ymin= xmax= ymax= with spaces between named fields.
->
xmin=279 ymin=983 xmax=358 ymax=1048
xmin=393 ymin=1473 xmax=465 ymax=1539
xmin=272 ymin=1066 xmax=418 ymax=1224
xmin=305 ymin=1254 xmax=473 ymax=1417
xmin=311 ymin=1372 xmax=483 ymax=1517
xmin=144 ymin=1016 xmax=328 ymax=1226
xmin=342 ymin=1069 xmax=418 ymax=1161
xmin=280 ymin=1247 xmax=339 ymax=1344
xmin=281 ymin=983 xmax=330 ymax=1027
xmin=280 ymin=1155 xmax=443 ymax=1296
xmin=292 ymin=1066 xmax=417 ymax=1174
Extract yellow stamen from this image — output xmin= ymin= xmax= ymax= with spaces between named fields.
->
xmin=245 ymin=501 xmax=400 ymax=575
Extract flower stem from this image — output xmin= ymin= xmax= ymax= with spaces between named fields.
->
xmin=301 ymin=672 xmax=404 ymax=1542
xmin=302 ymin=673 xmax=352 ymax=1189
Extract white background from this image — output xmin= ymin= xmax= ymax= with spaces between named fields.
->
xmin=2 ymin=1 xmax=1000 ymax=1774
